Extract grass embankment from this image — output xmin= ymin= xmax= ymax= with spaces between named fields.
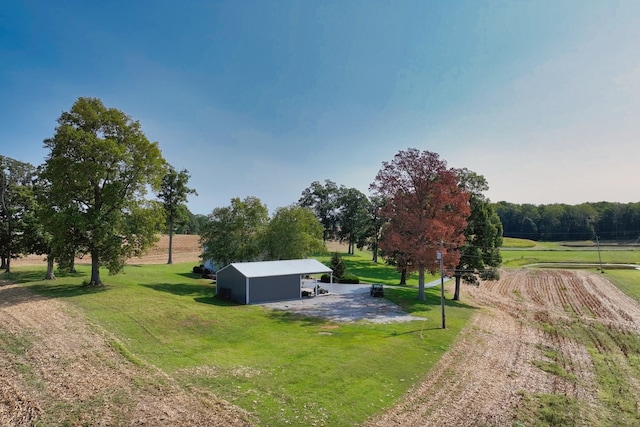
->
xmin=501 ymin=239 xmax=640 ymax=268
xmin=8 ymin=253 xmax=472 ymax=427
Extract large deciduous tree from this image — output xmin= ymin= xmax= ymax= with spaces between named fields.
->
xmin=298 ymin=180 xmax=342 ymax=242
xmin=200 ymin=196 xmax=269 ymax=267
xmin=362 ymin=195 xmax=386 ymax=262
xmin=158 ymin=167 xmax=197 ymax=264
xmin=336 ymin=188 xmax=371 ymax=255
xmin=263 ymin=205 xmax=325 ymax=260
xmin=0 ymin=156 xmax=38 ymax=272
xmin=41 ymin=97 xmax=166 ymax=286
xmin=452 ymin=168 xmax=503 ymax=300
xmin=370 ymin=148 xmax=470 ymax=301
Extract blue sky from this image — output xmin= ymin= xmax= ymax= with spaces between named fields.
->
xmin=2 ymin=1 xmax=639 ymax=215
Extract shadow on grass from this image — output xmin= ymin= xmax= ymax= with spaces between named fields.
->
xmin=142 ymin=282 xmax=240 ymax=308
xmin=193 ymin=296 xmax=239 ymax=306
xmin=142 ymin=282 xmax=214 ymax=298
xmin=385 ymin=287 xmax=477 ymax=314
xmin=385 ymin=325 xmax=446 ymax=337
xmin=2 ymin=269 xmax=93 ymax=300
xmin=175 ymin=272 xmax=208 ymax=280
xmin=1 ymin=270 xmax=50 ymax=284
xmin=27 ymin=281 xmax=108 ymax=298
xmin=265 ymin=309 xmax=329 ymax=327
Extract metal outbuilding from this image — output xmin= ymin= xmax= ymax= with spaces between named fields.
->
xmin=215 ymin=259 xmax=333 ymax=304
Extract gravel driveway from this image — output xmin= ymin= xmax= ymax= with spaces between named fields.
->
xmin=259 ymin=283 xmax=425 ymax=323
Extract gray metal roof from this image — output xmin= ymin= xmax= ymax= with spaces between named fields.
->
xmin=221 ymin=259 xmax=332 ymax=278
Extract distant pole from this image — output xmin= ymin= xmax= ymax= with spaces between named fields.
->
xmin=437 ymin=242 xmax=446 ymax=329
xmin=595 ymin=235 xmax=604 ymax=273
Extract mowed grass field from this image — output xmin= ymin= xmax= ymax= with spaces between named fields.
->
xmin=5 ymin=238 xmax=640 ymax=426
xmin=7 ymin=255 xmax=472 ymax=427
xmin=501 ymin=238 xmax=640 ymax=267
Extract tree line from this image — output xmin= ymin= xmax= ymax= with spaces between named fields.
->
xmin=202 ymin=149 xmax=503 ymax=301
xmin=494 ymin=201 xmax=640 ymax=241
xmin=2 ymin=97 xmax=504 ymax=300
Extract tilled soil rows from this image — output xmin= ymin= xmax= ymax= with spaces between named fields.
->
xmin=365 ymin=269 xmax=640 ymax=426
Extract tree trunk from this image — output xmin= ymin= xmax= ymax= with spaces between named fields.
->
xmin=44 ymin=257 xmax=56 ymax=280
xmin=372 ymin=245 xmax=378 ymax=263
xmin=418 ymin=267 xmax=425 ymax=301
xmin=90 ymin=250 xmax=102 ymax=285
xmin=453 ymin=273 xmax=461 ymax=301
xmin=0 ymin=256 xmax=6 ymax=270
xmin=4 ymin=257 xmax=10 ymax=273
xmin=167 ymin=221 xmax=174 ymax=264
xmin=399 ymin=268 xmax=407 ymax=285
xmin=70 ymin=258 xmax=76 ymax=274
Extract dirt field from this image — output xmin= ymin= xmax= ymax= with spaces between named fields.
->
xmin=4 ymin=239 xmax=640 ymax=425
xmin=10 ymin=234 xmax=203 ymax=267
xmin=365 ymin=269 xmax=640 ymax=426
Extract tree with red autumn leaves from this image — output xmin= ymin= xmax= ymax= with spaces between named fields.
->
xmin=370 ymin=148 xmax=470 ymax=301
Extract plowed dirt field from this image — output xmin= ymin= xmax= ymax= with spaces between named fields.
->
xmin=365 ymin=268 xmax=640 ymax=426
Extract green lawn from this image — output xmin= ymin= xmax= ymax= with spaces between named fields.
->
xmin=604 ymin=269 xmax=640 ymax=301
xmin=501 ymin=247 xmax=639 ymax=267
xmin=11 ymin=244 xmax=638 ymax=425
xmin=8 ymin=256 xmax=472 ymax=427
xmin=316 ymin=249 xmax=439 ymax=285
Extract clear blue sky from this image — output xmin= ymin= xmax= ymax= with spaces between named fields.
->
xmin=2 ymin=1 xmax=639 ymax=214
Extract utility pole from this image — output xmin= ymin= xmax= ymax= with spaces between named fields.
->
xmin=436 ymin=241 xmax=445 ymax=329
xmin=595 ymin=235 xmax=604 ymax=273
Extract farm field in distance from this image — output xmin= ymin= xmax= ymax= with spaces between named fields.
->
xmin=2 ymin=235 xmax=640 ymax=426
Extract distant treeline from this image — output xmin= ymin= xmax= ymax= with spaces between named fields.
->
xmin=494 ymin=201 xmax=640 ymax=242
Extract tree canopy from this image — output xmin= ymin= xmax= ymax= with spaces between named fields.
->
xmin=495 ymin=201 xmax=640 ymax=242
xmin=370 ymin=148 xmax=470 ymax=300
xmin=263 ymin=205 xmax=325 ymax=260
xmin=158 ymin=167 xmax=196 ymax=264
xmin=453 ymin=168 xmax=503 ymax=300
xmin=298 ymin=180 xmax=342 ymax=242
xmin=336 ymin=187 xmax=371 ymax=255
xmin=40 ymin=97 xmax=166 ymax=285
xmin=0 ymin=155 xmax=39 ymax=272
xmin=200 ymin=196 xmax=269 ymax=267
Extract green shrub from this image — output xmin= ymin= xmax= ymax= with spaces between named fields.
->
xmin=320 ymin=273 xmax=331 ymax=283
xmin=338 ymin=273 xmax=360 ymax=284
xmin=330 ymin=252 xmax=346 ymax=279
xmin=480 ymin=267 xmax=500 ymax=281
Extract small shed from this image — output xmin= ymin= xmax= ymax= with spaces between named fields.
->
xmin=216 ymin=259 xmax=333 ymax=304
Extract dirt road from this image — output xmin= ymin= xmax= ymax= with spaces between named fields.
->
xmin=365 ymin=268 xmax=640 ymax=426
